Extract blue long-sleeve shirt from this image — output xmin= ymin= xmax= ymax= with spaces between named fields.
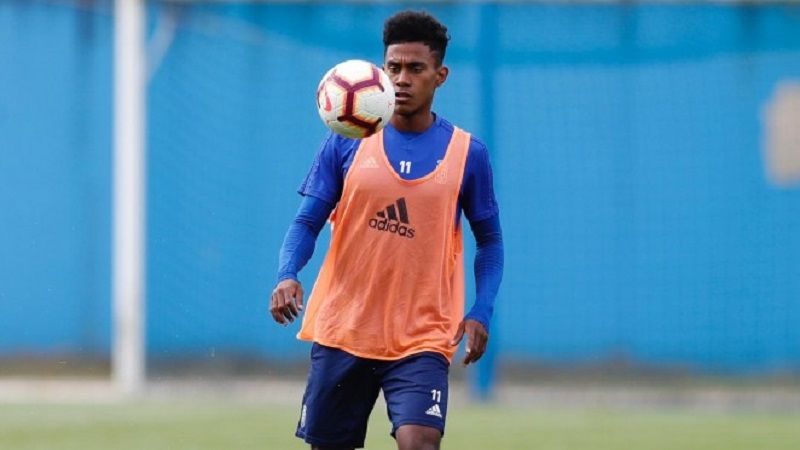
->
xmin=278 ymin=114 xmax=504 ymax=330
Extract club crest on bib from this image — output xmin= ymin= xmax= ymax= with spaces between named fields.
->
xmin=435 ymin=165 xmax=448 ymax=185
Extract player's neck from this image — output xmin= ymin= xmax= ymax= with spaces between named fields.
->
xmin=391 ymin=110 xmax=435 ymax=133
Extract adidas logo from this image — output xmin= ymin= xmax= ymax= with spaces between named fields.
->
xmin=359 ymin=155 xmax=379 ymax=169
xmin=368 ymin=197 xmax=415 ymax=238
xmin=425 ymin=404 xmax=442 ymax=418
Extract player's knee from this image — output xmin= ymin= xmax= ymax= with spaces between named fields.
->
xmin=396 ymin=424 xmax=442 ymax=450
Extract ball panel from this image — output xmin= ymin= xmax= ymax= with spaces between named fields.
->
xmin=317 ymin=83 xmax=348 ymax=124
xmin=333 ymin=59 xmax=375 ymax=85
xmin=316 ymin=59 xmax=396 ymax=138
xmin=328 ymin=120 xmax=369 ymax=139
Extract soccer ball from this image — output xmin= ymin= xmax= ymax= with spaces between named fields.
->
xmin=316 ymin=59 xmax=395 ymax=139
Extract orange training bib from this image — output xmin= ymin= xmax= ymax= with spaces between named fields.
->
xmin=297 ymin=127 xmax=471 ymax=361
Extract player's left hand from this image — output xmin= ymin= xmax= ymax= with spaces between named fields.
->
xmin=450 ymin=319 xmax=488 ymax=366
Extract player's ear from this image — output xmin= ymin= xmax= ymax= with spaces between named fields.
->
xmin=436 ymin=65 xmax=449 ymax=88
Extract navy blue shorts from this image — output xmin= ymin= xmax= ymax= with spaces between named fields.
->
xmin=295 ymin=343 xmax=450 ymax=448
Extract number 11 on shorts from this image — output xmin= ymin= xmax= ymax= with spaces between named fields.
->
xmin=431 ymin=389 xmax=442 ymax=403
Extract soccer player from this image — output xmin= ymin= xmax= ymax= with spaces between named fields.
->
xmin=270 ymin=10 xmax=504 ymax=450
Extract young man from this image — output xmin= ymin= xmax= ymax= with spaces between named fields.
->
xmin=270 ymin=10 xmax=504 ymax=450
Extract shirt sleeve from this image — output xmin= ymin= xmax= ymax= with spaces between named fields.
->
xmin=298 ymin=132 xmax=359 ymax=205
xmin=460 ymin=137 xmax=500 ymax=223
xmin=276 ymin=195 xmax=335 ymax=282
xmin=464 ymin=214 xmax=504 ymax=331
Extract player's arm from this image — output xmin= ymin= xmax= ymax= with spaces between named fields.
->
xmin=270 ymin=195 xmax=334 ymax=325
xmin=450 ymin=138 xmax=504 ymax=365
xmin=270 ymin=132 xmax=349 ymax=325
xmin=466 ymin=214 xmax=503 ymax=329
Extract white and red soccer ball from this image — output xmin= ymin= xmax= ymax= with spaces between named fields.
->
xmin=316 ymin=59 xmax=395 ymax=139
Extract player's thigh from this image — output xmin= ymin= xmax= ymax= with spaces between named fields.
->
xmin=380 ymin=352 xmax=449 ymax=439
xmin=395 ymin=424 xmax=442 ymax=450
xmin=296 ymin=343 xmax=381 ymax=448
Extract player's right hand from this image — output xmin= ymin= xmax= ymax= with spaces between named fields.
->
xmin=270 ymin=279 xmax=304 ymax=325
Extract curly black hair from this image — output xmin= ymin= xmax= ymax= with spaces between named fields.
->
xmin=383 ymin=10 xmax=450 ymax=66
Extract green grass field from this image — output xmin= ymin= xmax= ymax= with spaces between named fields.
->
xmin=2 ymin=401 xmax=799 ymax=450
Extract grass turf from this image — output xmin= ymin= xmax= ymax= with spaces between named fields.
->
xmin=1 ymin=402 xmax=799 ymax=449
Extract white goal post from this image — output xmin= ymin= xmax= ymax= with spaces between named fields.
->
xmin=113 ymin=0 xmax=147 ymax=395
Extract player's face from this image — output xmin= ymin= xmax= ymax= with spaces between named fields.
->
xmin=384 ymin=43 xmax=448 ymax=118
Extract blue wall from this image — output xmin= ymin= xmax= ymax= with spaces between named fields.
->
xmin=1 ymin=1 xmax=799 ymax=373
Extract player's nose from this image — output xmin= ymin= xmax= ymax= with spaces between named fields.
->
xmin=395 ymin=69 xmax=411 ymax=86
